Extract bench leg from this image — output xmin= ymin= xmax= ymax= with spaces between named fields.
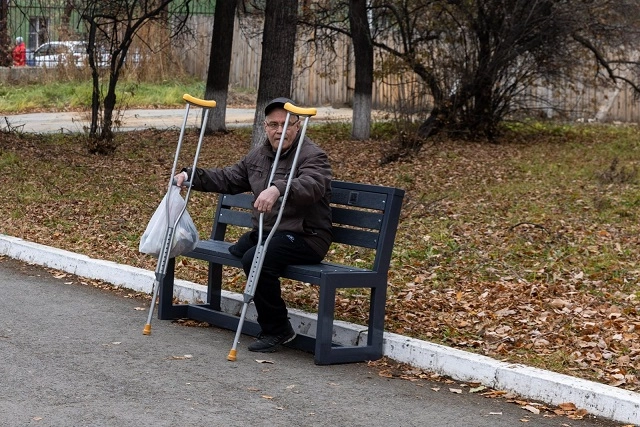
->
xmin=157 ymin=257 xmax=188 ymax=319
xmin=367 ymin=283 xmax=386 ymax=352
xmin=207 ymin=262 xmax=222 ymax=311
xmin=314 ymin=284 xmax=337 ymax=364
xmin=313 ymin=279 xmax=386 ymax=365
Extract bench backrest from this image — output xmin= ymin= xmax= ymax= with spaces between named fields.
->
xmin=210 ymin=180 xmax=405 ymax=274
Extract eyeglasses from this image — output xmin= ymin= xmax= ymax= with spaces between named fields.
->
xmin=264 ymin=119 xmax=299 ymax=130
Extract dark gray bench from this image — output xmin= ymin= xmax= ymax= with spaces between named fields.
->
xmin=157 ymin=180 xmax=405 ymax=365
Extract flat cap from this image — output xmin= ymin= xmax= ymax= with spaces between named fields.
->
xmin=264 ymin=97 xmax=294 ymax=116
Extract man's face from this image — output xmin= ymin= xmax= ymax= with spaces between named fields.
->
xmin=264 ymin=108 xmax=300 ymax=151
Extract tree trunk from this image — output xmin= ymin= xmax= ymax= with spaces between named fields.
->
xmin=204 ymin=0 xmax=238 ymax=134
xmin=88 ymin=20 xmax=100 ymax=137
xmin=0 ymin=0 xmax=10 ymax=67
xmin=251 ymin=0 xmax=298 ymax=147
xmin=349 ymin=0 xmax=373 ymax=140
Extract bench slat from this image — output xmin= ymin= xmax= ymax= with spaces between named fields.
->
xmin=331 ymin=186 xmax=388 ymax=210
xmin=221 ymin=193 xmax=254 ymax=209
xmin=218 ymin=208 xmax=253 ymax=228
xmin=331 ymin=207 xmax=382 ymax=230
xmin=189 ymin=240 xmax=372 ymax=283
xmin=331 ymin=226 xmax=378 ymax=248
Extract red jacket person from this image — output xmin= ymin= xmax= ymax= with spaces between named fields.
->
xmin=12 ymin=37 xmax=26 ymax=67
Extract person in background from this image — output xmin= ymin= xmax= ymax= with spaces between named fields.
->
xmin=12 ymin=37 xmax=26 ymax=67
xmin=174 ymin=97 xmax=333 ymax=353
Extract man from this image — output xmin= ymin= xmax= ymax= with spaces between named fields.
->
xmin=12 ymin=37 xmax=26 ymax=67
xmin=175 ymin=97 xmax=333 ymax=352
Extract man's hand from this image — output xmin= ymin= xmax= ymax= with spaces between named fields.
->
xmin=254 ymin=186 xmax=281 ymax=213
xmin=174 ymin=171 xmax=188 ymax=187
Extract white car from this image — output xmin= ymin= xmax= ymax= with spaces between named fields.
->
xmin=33 ymin=41 xmax=111 ymax=68
xmin=33 ymin=41 xmax=89 ymax=67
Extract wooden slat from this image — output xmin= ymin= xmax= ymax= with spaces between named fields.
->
xmin=183 ymin=16 xmax=640 ymax=122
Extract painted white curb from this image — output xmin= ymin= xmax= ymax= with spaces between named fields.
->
xmin=1 ymin=234 xmax=638 ymax=424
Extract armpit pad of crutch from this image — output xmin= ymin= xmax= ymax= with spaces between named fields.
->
xmin=227 ymin=101 xmax=317 ymax=361
xmin=142 ymin=94 xmax=216 ymax=336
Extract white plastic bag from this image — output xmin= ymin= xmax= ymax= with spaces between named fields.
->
xmin=139 ymin=186 xmax=199 ymax=258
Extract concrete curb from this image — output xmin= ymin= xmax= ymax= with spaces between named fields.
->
xmin=1 ymin=234 xmax=638 ymax=424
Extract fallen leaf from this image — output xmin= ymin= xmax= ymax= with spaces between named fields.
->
xmin=523 ymin=405 xmax=540 ymax=414
xmin=470 ymin=385 xmax=486 ymax=393
xmin=261 ymin=395 xmax=274 ymax=399
xmin=558 ymin=402 xmax=577 ymax=411
xmin=255 ymin=359 xmax=274 ymax=364
xmin=449 ymin=388 xmax=463 ymax=394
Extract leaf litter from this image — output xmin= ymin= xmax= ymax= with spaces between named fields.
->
xmin=1 ymin=123 xmax=639 ymax=415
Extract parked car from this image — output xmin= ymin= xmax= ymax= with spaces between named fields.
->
xmin=33 ymin=41 xmax=111 ymax=68
xmin=33 ymin=41 xmax=89 ymax=67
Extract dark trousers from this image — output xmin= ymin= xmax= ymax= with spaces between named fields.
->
xmin=234 ymin=230 xmax=323 ymax=335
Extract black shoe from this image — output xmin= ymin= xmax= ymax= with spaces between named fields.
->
xmin=248 ymin=323 xmax=296 ymax=353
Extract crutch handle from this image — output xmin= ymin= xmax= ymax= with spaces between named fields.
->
xmin=171 ymin=178 xmax=191 ymax=188
xmin=183 ymin=94 xmax=217 ymax=108
xmin=284 ymin=102 xmax=316 ymax=117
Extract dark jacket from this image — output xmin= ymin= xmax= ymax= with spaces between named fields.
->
xmin=186 ymin=134 xmax=332 ymax=257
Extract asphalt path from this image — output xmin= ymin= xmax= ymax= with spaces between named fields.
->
xmin=0 ymin=257 xmax=624 ymax=427
xmin=1 ymin=107 xmax=355 ymax=133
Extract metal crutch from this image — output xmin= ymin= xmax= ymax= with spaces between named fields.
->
xmin=142 ymin=94 xmax=217 ymax=336
xmin=227 ymin=102 xmax=317 ymax=361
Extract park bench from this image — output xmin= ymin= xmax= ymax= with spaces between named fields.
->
xmin=157 ymin=180 xmax=405 ymax=365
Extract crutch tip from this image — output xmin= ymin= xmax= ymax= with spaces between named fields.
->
xmin=142 ymin=324 xmax=152 ymax=335
xmin=227 ymin=350 xmax=237 ymax=361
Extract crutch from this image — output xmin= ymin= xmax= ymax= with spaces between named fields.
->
xmin=227 ymin=102 xmax=317 ymax=361
xmin=142 ymin=94 xmax=216 ymax=335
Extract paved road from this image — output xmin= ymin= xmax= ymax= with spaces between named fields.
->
xmin=1 ymin=107 xmax=355 ymax=133
xmin=0 ymin=257 xmax=624 ymax=427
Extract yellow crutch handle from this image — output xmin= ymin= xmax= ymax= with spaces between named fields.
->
xmin=284 ymin=102 xmax=316 ymax=117
xmin=183 ymin=94 xmax=217 ymax=108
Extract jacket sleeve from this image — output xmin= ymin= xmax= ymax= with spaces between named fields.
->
xmin=271 ymin=140 xmax=332 ymax=205
xmin=184 ymin=157 xmax=251 ymax=194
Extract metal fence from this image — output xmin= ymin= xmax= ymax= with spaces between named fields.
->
xmin=5 ymin=0 xmax=214 ymax=64
xmin=6 ymin=2 xmax=83 ymax=64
